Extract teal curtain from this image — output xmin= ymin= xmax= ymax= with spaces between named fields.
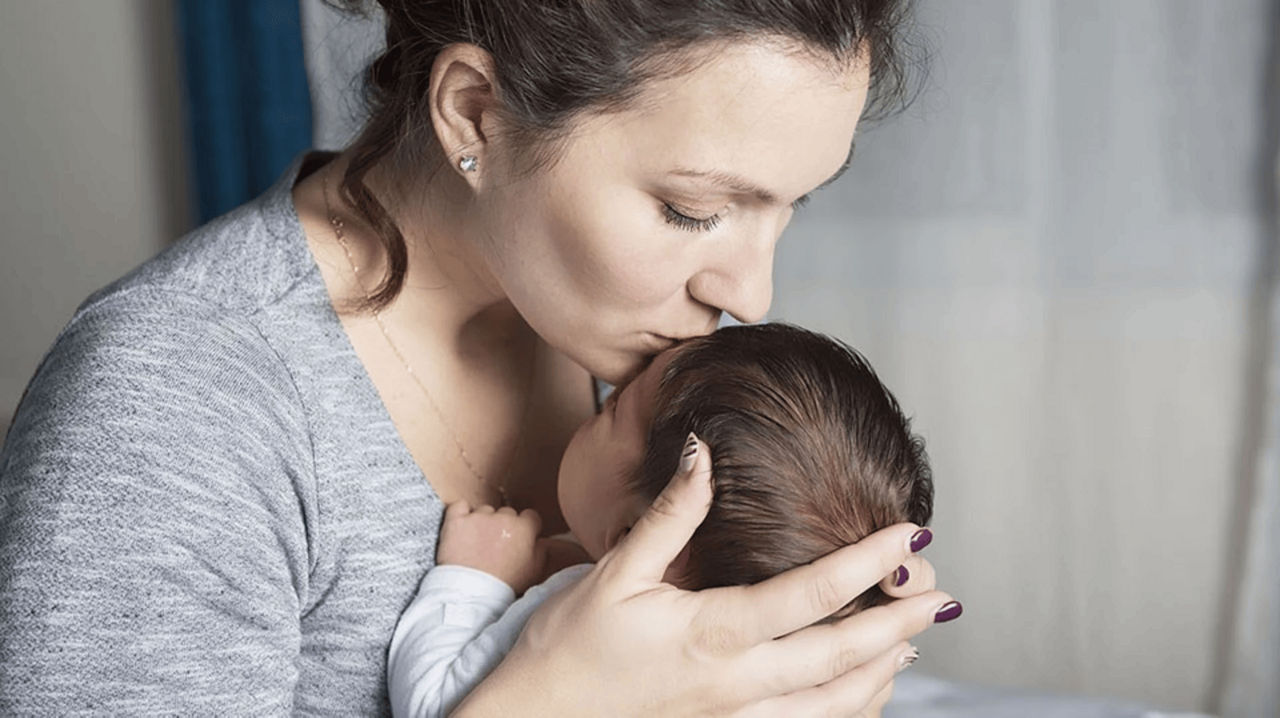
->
xmin=177 ymin=0 xmax=313 ymax=224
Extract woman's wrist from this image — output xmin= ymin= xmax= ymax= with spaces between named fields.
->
xmin=451 ymin=654 xmax=562 ymax=717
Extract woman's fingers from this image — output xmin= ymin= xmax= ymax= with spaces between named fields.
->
xmin=726 ymin=522 xmax=927 ymax=642
xmin=863 ymin=677 xmax=896 ymax=717
xmin=603 ymin=433 xmax=714 ymax=583
xmin=880 ymin=554 xmax=936 ymax=598
xmin=735 ymin=641 xmax=914 ymax=718
xmin=743 ymin=590 xmax=953 ymax=696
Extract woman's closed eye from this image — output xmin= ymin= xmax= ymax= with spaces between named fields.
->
xmin=662 ymin=202 xmax=722 ymax=232
xmin=662 ymin=195 xmax=813 ymax=233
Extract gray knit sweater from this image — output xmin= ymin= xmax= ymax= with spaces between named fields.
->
xmin=0 ymin=156 xmax=443 ymax=716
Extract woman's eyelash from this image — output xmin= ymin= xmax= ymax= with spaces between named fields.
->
xmin=662 ymin=203 xmax=721 ymax=232
xmin=663 ymin=195 xmax=812 ymax=233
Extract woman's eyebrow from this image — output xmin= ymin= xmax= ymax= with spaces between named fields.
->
xmin=667 ymin=139 xmax=856 ymax=205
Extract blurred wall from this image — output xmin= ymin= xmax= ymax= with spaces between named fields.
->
xmin=0 ymin=0 xmax=190 ymax=430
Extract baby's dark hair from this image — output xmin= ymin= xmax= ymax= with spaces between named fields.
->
xmin=627 ymin=323 xmax=932 ymax=617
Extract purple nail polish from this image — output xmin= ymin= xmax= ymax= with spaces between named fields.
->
xmin=910 ymin=528 xmax=932 ymax=553
xmin=934 ymin=601 xmax=963 ymax=623
xmin=898 ymin=646 xmax=920 ymax=671
xmin=678 ymin=432 xmax=699 ymax=473
xmin=901 ymin=645 xmax=921 ymax=670
xmin=893 ymin=565 xmax=909 ymax=587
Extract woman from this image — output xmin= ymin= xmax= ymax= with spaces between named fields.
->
xmin=0 ymin=0 xmax=958 ymax=715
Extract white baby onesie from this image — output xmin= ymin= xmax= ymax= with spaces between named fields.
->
xmin=387 ymin=560 xmax=594 ymax=718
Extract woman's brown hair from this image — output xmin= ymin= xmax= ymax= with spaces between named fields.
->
xmin=329 ymin=0 xmax=921 ymax=311
xmin=630 ymin=323 xmax=933 ymax=616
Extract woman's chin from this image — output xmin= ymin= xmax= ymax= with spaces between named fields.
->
xmin=576 ymin=348 xmax=648 ymax=387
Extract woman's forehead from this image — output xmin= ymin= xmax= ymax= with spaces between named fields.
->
xmin=588 ymin=42 xmax=869 ymax=200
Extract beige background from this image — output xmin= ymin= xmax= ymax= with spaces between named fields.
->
xmin=0 ymin=0 xmax=189 ymax=432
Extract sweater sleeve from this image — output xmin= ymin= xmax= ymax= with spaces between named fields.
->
xmin=387 ymin=563 xmax=593 ymax=718
xmin=0 ymin=290 xmax=315 ymax=716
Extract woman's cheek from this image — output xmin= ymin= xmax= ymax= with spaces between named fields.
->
xmin=603 ymin=228 xmax=694 ymax=307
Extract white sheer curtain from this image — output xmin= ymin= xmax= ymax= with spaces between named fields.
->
xmin=299 ymin=1 xmax=1277 ymax=714
xmin=1219 ymin=104 xmax=1278 ymax=718
xmin=774 ymin=1 xmax=1275 ymax=713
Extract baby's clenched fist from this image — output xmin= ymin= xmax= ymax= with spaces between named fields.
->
xmin=436 ymin=502 xmax=545 ymax=595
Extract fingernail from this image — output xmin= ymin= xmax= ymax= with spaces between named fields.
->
xmin=893 ymin=565 xmax=909 ymax=587
xmin=909 ymin=528 xmax=932 ymax=553
xmin=679 ymin=432 xmax=699 ymax=473
xmin=934 ymin=600 xmax=963 ymax=623
xmin=898 ymin=645 xmax=920 ymax=671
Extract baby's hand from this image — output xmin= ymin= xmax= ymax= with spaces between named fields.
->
xmin=436 ymin=502 xmax=545 ymax=595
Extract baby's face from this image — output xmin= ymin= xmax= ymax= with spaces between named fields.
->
xmin=558 ymin=347 xmax=682 ymax=559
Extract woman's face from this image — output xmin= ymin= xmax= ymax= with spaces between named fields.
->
xmin=477 ymin=40 xmax=870 ymax=384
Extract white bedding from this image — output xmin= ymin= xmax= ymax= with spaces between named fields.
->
xmin=887 ymin=673 xmax=1215 ymax=718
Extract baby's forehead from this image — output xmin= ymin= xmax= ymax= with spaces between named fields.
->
xmin=613 ymin=345 xmax=688 ymax=426
xmin=640 ymin=346 xmax=687 ymax=391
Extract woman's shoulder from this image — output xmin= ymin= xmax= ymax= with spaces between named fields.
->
xmin=13 ymin=154 xmax=329 ymax=427
xmin=44 ymin=283 xmax=298 ymax=388
xmin=7 ymin=285 xmax=311 ymax=465
xmin=96 ymin=158 xmax=318 ymax=320
xmin=4 ymin=270 xmax=314 ymax=477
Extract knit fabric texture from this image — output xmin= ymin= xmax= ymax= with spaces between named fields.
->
xmin=0 ymin=155 xmax=443 ymax=716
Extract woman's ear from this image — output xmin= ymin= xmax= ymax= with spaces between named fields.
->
xmin=428 ymin=43 xmax=502 ymax=181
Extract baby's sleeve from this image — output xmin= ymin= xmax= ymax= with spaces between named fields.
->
xmin=387 ymin=563 xmax=593 ymax=718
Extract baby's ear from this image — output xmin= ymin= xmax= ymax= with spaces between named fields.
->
xmin=813 ymin=596 xmax=866 ymax=626
xmin=661 ymin=542 xmax=693 ymax=587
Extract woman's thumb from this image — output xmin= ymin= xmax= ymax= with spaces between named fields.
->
xmin=606 ymin=433 xmax=714 ymax=582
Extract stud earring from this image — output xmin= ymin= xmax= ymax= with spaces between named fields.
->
xmin=458 ymin=155 xmax=478 ymax=172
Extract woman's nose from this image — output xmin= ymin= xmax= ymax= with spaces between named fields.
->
xmin=686 ymin=229 xmax=776 ymax=325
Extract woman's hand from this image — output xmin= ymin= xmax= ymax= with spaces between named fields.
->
xmin=454 ymin=435 xmax=956 ymax=717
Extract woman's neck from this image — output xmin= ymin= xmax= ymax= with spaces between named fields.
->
xmin=318 ymin=150 xmax=528 ymax=358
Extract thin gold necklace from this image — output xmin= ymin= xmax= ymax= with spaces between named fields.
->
xmin=321 ymin=169 xmax=518 ymax=506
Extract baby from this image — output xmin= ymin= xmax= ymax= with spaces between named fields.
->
xmin=387 ymin=323 xmax=934 ymax=717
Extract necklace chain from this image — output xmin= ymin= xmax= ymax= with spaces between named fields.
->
xmin=321 ymin=170 xmax=509 ymax=506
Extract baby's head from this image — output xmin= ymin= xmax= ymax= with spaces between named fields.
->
xmin=558 ymin=323 xmax=933 ymax=615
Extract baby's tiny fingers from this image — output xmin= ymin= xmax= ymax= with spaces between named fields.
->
xmin=880 ymin=555 xmax=936 ymax=598
xmin=446 ymin=501 xmax=472 ymax=518
xmin=474 ymin=505 xmax=497 ymax=514
xmin=519 ymin=508 xmax=543 ymax=533
xmin=497 ymin=506 xmax=518 ymax=517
